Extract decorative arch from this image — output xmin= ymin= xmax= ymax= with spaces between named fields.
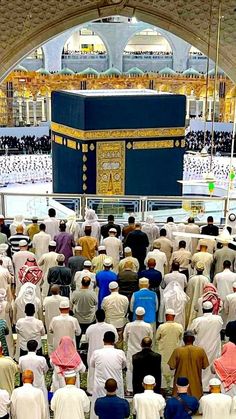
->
xmin=123 ymin=26 xmax=173 ymax=54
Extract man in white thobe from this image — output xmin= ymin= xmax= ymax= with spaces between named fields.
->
xmin=11 ymin=370 xmax=47 ymax=419
xmin=103 ymin=228 xmax=122 ymax=272
xmin=164 ymin=262 xmax=187 ymax=290
xmin=123 ymin=307 xmax=153 ymax=394
xmin=101 ymin=281 xmax=129 ymax=332
xmin=19 ymin=339 xmax=48 ymax=404
xmin=213 ymin=260 xmax=236 ymax=326
xmin=190 ymin=301 xmax=223 ymax=392
xmin=163 ymin=217 xmax=178 ymax=243
xmin=12 ymin=240 xmax=33 ymax=294
xmin=185 ymin=217 xmax=200 ymax=255
xmin=224 ymin=282 xmax=236 ymax=323
xmin=85 ymin=309 xmax=118 ymax=395
xmin=0 ymin=259 xmax=12 ymax=301
xmin=43 ymin=284 xmax=69 ymax=354
xmin=145 ymin=241 xmax=167 ymax=277
xmin=51 ymin=370 xmax=90 ymax=419
xmin=32 ymin=224 xmax=51 ymax=260
xmin=199 ymin=378 xmax=232 ymax=419
xmin=118 ymin=247 xmax=139 ymax=273
xmin=90 ymin=330 xmax=126 ymax=419
xmin=16 ymin=303 xmax=45 ymax=357
xmin=192 ymin=242 xmax=213 ymax=278
xmin=37 ymin=241 xmax=59 ymax=300
xmin=133 ymin=375 xmax=166 ymax=419
xmin=49 ymin=299 xmax=81 ymax=350
xmin=43 ymin=208 xmax=59 ymax=240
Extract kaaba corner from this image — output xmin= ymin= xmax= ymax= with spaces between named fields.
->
xmin=51 ymin=89 xmax=186 ymax=196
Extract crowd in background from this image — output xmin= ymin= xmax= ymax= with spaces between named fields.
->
xmin=0 ymin=209 xmax=236 ymax=418
xmin=0 ymin=135 xmax=51 ymax=154
xmin=185 ymin=131 xmax=233 ymax=154
xmin=0 ymin=155 xmax=52 ymax=186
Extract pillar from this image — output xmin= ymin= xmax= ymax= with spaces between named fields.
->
xmin=186 ymin=97 xmax=190 ymax=119
xmin=18 ymin=98 xmax=23 ymax=122
xmin=41 ymin=98 xmax=46 ymax=122
xmin=196 ymin=100 xmax=199 ymax=119
xmin=202 ymin=99 xmax=206 ymax=120
xmin=33 ymin=100 xmax=37 ymax=126
xmin=25 ymin=99 xmax=30 ymax=125
xmin=46 ymin=95 xmax=51 ymax=121
xmin=208 ymin=100 xmax=212 ymax=121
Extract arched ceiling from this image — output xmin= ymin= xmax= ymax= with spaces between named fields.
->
xmin=1 ymin=0 xmax=236 ymax=81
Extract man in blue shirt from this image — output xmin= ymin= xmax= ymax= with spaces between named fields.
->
xmin=164 ymin=377 xmax=199 ymax=419
xmin=96 ymin=258 xmax=117 ymax=308
xmin=139 ymin=258 xmax=162 ymax=292
xmin=130 ymin=277 xmax=158 ymax=327
xmin=95 ymin=378 xmax=130 ymax=419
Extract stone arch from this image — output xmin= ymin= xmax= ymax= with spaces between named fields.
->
xmin=123 ymin=25 xmax=174 ymax=55
xmin=0 ymin=2 xmax=235 ymax=81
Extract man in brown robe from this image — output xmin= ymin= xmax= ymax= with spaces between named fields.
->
xmin=168 ymin=330 xmax=209 ymax=399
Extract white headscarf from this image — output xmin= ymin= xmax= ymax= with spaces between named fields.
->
xmin=66 ymin=212 xmax=77 ymax=235
xmin=163 ymin=281 xmax=189 ymax=313
xmin=17 ymin=282 xmax=37 ymax=307
xmin=85 ymin=209 xmax=98 ymax=223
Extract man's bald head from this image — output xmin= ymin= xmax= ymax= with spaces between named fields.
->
xmin=16 ymin=225 xmax=24 ymax=233
xmin=22 ymin=369 xmax=34 ymax=384
xmin=141 ymin=337 xmax=152 ymax=348
xmin=147 ymin=258 xmax=156 ymax=268
xmin=50 ymin=284 xmax=60 ymax=295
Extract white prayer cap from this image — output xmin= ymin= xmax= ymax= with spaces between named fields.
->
xmin=84 ymin=260 xmax=92 ymax=267
xmin=124 ymin=247 xmax=131 ymax=253
xmin=209 ymin=378 xmax=221 ymax=386
xmin=75 ymin=246 xmax=82 ymax=251
xmin=109 ymin=281 xmax=118 ymax=290
xmin=0 ymin=243 xmax=8 ymax=252
xmin=153 ymin=240 xmax=161 ymax=249
xmin=19 ymin=239 xmax=28 ymax=247
xmin=98 ymin=245 xmax=106 ymax=251
xmin=49 ymin=240 xmax=56 ymax=247
xmin=135 ymin=307 xmax=145 ymax=316
xmin=64 ymin=370 xmax=76 ymax=378
xmin=0 ymin=215 xmax=4 ymax=219
xmin=103 ymin=257 xmax=113 ymax=267
xmin=202 ymin=301 xmax=213 ymax=310
xmin=196 ymin=261 xmax=205 ymax=271
xmin=57 ymin=254 xmax=65 ymax=262
xmin=139 ymin=277 xmax=149 ymax=285
xmin=199 ymin=239 xmax=208 ymax=247
xmin=59 ymin=300 xmax=70 ymax=309
xmin=31 ymin=216 xmax=38 ymax=221
xmin=233 ymin=282 xmax=236 ymax=288
xmin=143 ymin=375 xmax=155 ymax=385
xmin=109 ymin=228 xmax=117 ymax=233
xmin=165 ymin=309 xmax=175 ymax=315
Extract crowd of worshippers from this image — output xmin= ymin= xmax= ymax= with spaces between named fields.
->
xmin=185 ymin=131 xmax=233 ymax=154
xmin=0 ymin=155 xmax=52 ymax=186
xmin=0 ymin=135 xmax=51 ymax=155
xmin=0 ymin=209 xmax=236 ymax=418
xmin=183 ymin=154 xmax=235 ymax=184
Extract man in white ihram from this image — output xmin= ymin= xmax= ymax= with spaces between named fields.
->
xmin=190 ymin=300 xmax=223 ymax=392
xmin=11 ymin=369 xmax=47 ymax=419
xmin=133 ymin=375 xmax=166 ymax=419
xmin=51 ymin=370 xmax=90 ymax=419
xmin=224 ymin=281 xmax=236 ymax=323
xmin=123 ymin=306 xmax=153 ymax=395
xmin=90 ymin=330 xmax=126 ymax=419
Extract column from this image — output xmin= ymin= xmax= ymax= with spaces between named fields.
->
xmin=202 ymin=99 xmax=206 ymax=120
xmin=46 ymin=95 xmax=51 ymax=121
xmin=208 ymin=100 xmax=212 ymax=121
xmin=25 ymin=99 xmax=30 ymax=125
xmin=186 ymin=97 xmax=190 ymax=119
xmin=18 ymin=98 xmax=23 ymax=123
xmin=41 ymin=98 xmax=46 ymax=122
xmin=196 ymin=100 xmax=199 ymax=119
xmin=33 ymin=100 xmax=37 ymax=126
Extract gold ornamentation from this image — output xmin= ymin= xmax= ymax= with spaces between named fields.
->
xmin=126 ymin=142 xmax=132 ymax=149
xmin=83 ymin=155 xmax=87 ymax=162
xmin=90 ymin=143 xmax=95 ymax=151
xmin=181 ymin=139 xmax=186 ymax=148
xmin=82 ymin=144 xmax=88 ymax=153
xmin=83 ymin=164 xmax=87 ymax=172
xmin=175 ymin=140 xmax=180 ymax=147
xmin=54 ymin=135 xmax=62 ymax=145
xmin=132 ymin=140 xmax=174 ymax=150
xmin=97 ymin=141 xmax=125 ymax=195
xmin=67 ymin=139 xmax=76 ymax=149
xmin=83 ymin=183 xmax=87 ymax=191
xmin=51 ymin=122 xmax=185 ymax=141
xmin=77 ymin=143 xmax=80 ymax=150
xmin=83 ymin=174 xmax=87 ymax=181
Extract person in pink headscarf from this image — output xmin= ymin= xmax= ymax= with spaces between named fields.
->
xmin=18 ymin=256 xmax=43 ymax=297
xmin=213 ymin=341 xmax=236 ymax=397
xmin=196 ymin=284 xmax=223 ymax=317
xmin=50 ymin=336 xmax=86 ymax=392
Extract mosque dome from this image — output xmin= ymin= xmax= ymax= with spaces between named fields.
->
xmin=206 ymin=68 xmax=224 ymax=76
xmin=103 ymin=67 xmax=121 ymax=76
xmin=79 ymin=67 xmax=99 ymax=75
xmin=59 ymin=67 xmax=75 ymax=75
xmin=36 ymin=68 xmax=50 ymax=75
xmin=14 ymin=65 xmax=28 ymax=72
xmin=183 ymin=67 xmax=200 ymax=76
xmin=159 ymin=67 xmax=176 ymax=76
xmin=126 ymin=67 xmax=144 ymax=75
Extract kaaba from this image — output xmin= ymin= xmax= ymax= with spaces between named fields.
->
xmin=51 ymin=89 xmax=186 ymax=196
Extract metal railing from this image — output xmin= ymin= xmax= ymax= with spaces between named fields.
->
xmin=0 ymin=192 xmax=234 ymax=224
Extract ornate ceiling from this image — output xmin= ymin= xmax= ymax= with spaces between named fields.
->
xmin=0 ymin=0 xmax=236 ymax=82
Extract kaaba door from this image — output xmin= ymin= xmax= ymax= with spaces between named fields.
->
xmin=96 ymin=141 xmax=125 ymax=195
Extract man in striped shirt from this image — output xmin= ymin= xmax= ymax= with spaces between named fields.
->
xmin=8 ymin=225 xmax=31 ymax=255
